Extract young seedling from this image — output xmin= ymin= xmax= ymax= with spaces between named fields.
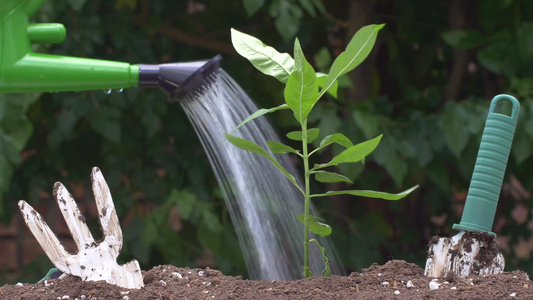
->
xmin=227 ymin=25 xmax=418 ymax=278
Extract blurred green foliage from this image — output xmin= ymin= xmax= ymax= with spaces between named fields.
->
xmin=1 ymin=0 xmax=532 ymax=282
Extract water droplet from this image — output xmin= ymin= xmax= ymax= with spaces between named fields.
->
xmin=115 ymin=88 xmax=124 ymax=93
xmin=103 ymin=89 xmax=112 ymax=94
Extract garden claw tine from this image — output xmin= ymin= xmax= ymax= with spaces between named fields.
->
xmin=18 ymin=168 xmax=144 ymax=289
xmin=18 ymin=200 xmax=70 ymax=270
xmin=91 ymin=167 xmax=122 ymax=253
xmin=54 ymin=182 xmax=95 ymax=251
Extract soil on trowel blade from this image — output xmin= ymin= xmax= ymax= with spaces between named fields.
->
xmin=427 ymin=231 xmax=502 ymax=275
xmin=1 ymin=260 xmax=532 ymax=299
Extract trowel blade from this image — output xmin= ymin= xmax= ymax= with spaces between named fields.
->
xmin=424 ymin=231 xmax=505 ymax=278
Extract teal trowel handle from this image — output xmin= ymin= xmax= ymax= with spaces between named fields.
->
xmin=453 ymin=94 xmax=520 ymax=236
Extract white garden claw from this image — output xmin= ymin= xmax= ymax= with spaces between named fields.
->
xmin=18 ymin=167 xmax=144 ymax=289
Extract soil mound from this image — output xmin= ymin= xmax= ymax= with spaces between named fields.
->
xmin=1 ymin=260 xmax=531 ymax=299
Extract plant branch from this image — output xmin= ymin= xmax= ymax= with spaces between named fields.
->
xmin=302 ymin=120 xmax=311 ymax=278
xmin=442 ymin=0 xmax=469 ymax=103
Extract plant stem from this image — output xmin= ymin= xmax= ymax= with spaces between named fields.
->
xmin=302 ymin=120 xmax=311 ymax=278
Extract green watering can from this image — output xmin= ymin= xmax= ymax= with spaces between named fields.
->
xmin=453 ymin=94 xmax=521 ymax=236
xmin=0 ymin=0 xmax=221 ymax=98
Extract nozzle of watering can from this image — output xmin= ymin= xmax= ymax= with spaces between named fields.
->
xmin=0 ymin=0 xmax=220 ymax=100
xmin=452 ymin=94 xmax=521 ymax=236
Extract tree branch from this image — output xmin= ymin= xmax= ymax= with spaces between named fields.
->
xmin=443 ymin=0 xmax=470 ymax=102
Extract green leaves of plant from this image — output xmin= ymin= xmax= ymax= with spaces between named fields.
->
xmin=440 ymin=103 xmax=469 ymax=157
xmin=90 ymin=108 xmax=121 ymax=143
xmin=243 ymin=0 xmax=265 ymax=17
xmin=232 ymin=104 xmax=289 ymax=133
xmin=271 ymin=0 xmax=303 ymax=43
xmin=297 ymin=215 xmax=332 ymax=237
xmin=310 ymin=239 xmax=330 ymax=277
xmin=224 ymin=134 xmax=301 ymax=193
xmin=267 ymin=141 xmax=300 ymax=155
xmin=316 ymin=72 xmax=338 ymax=98
xmin=319 ymin=24 xmax=385 ymax=98
xmin=313 ymin=171 xmax=353 ymax=184
xmin=231 ymin=28 xmax=294 ymax=83
xmin=284 ymin=39 xmax=318 ymax=124
xmin=228 ymin=24 xmax=415 ymax=279
xmin=441 ymin=30 xmax=486 ymax=49
xmin=318 ymin=133 xmax=353 ymax=149
xmin=286 ymin=128 xmax=319 ymax=142
xmin=316 ymin=134 xmax=382 ymax=169
xmin=311 ymin=185 xmax=419 ymax=200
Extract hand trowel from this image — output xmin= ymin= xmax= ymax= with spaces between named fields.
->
xmin=425 ymin=94 xmax=520 ymax=278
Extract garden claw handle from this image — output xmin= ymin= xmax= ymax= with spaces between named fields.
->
xmin=18 ymin=167 xmax=144 ymax=289
xmin=453 ymin=94 xmax=520 ymax=236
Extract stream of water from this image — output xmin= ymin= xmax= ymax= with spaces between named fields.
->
xmin=179 ymin=70 xmax=342 ymax=281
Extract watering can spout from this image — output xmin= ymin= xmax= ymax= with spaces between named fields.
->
xmin=0 ymin=0 xmax=221 ymax=98
xmin=139 ymin=55 xmax=222 ymax=100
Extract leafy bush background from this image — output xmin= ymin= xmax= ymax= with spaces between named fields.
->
xmin=1 ymin=0 xmax=532 ymax=282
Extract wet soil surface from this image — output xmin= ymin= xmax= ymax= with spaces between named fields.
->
xmin=1 ymin=260 xmax=532 ymax=299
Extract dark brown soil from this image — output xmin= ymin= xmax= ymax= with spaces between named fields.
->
xmin=1 ymin=260 xmax=531 ymax=299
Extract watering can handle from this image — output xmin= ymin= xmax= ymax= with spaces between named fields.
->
xmin=25 ymin=0 xmax=46 ymax=16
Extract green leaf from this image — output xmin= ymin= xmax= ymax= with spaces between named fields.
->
xmin=477 ymin=43 xmax=521 ymax=77
xmin=287 ymin=131 xmax=303 ymax=141
xmin=309 ymin=239 xmax=330 ymax=277
xmin=231 ymin=28 xmax=294 ymax=82
xmin=267 ymin=141 xmax=300 ymax=155
xmin=0 ymin=155 xmax=13 ymax=192
xmin=90 ymin=113 xmax=121 ymax=143
xmin=314 ymin=48 xmax=331 ymax=72
xmin=141 ymin=219 xmax=158 ymax=247
xmin=517 ymin=22 xmax=533 ymax=62
xmin=313 ymin=171 xmax=353 ymax=184
xmin=232 ymin=104 xmax=289 ymax=133
xmin=338 ymin=161 xmax=364 ymax=181
xmin=0 ymin=136 xmax=21 ymax=165
xmin=286 ymin=128 xmax=319 ymax=143
xmin=273 ymin=1 xmax=303 ymax=42
xmin=427 ymin=162 xmax=449 ymax=192
xmin=310 ymin=106 xmax=341 ymax=150
xmin=440 ymin=103 xmax=469 ymax=157
xmin=373 ymin=136 xmax=408 ymax=187
xmin=169 ymin=189 xmax=196 ymax=220
xmin=5 ymin=119 xmax=33 ymax=151
xmin=202 ymin=209 xmax=222 ymax=233
xmin=319 ymin=133 xmax=353 ymax=149
xmin=298 ymin=0 xmax=316 ymax=16
xmin=311 ymin=0 xmax=326 ymax=14
xmin=316 ymin=72 xmax=338 ymax=98
xmin=311 ymin=185 xmax=419 ymax=200
xmin=243 ymin=0 xmax=265 ymax=17
xmin=141 ymin=111 xmax=160 ymax=138
xmin=323 ymin=134 xmax=383 ymax=167
xmin=353 ymin=110 xmax=380 ymax=139
xmin=297 ymin=215 xmax=332 ymax=237
xmin=319 ymin=24 xmax=384 ymax=98
xmin=224 ymin=134 xmax=300 ymax=191
xmin=441 ymin=30 xmax=486 ymax=49
xmin=284 ymin=38 xmax=319 ymax=124
xmin=525 ymin=117 xmax=533 ymax=141
xmin=512 ymin=131 xmax=532 ymax=164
